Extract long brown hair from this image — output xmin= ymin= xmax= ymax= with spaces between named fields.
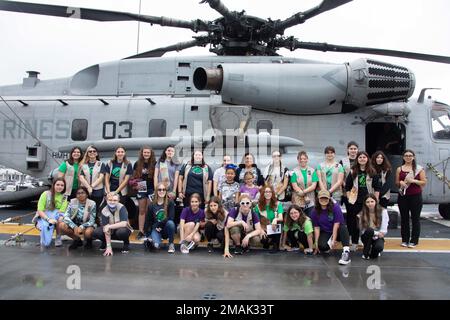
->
xmin=112 ymin=146 xmax=129 ymax=164
xmin=351 ymin=151 xmax=376 ymax=179
xmin=68 ymin=146 xmax=83 ymax=165
xmin=153 ymin=183 xmax=169 ymax=217
xmin=190 ymin=150 xmax=206 ymax=167
xmin=371 ymin=150 xmax=392 ymax=174
xmin=49 ymin=177 xmax=66 ymax=210
xmin=257 ymin=184 xmax=277 ymax=212
xmin=314 ymin=195 xmax=334 ymax=215
xmin=360 ymin=194 xmax=383 ymax=229
xmin=402 ymin=149 xmax=417 ymax=174
xmin=133 ymin=146 xmax=156 ymax=179
xmin=286 ymin=204 xmax=308 ymax=229
xmin=205 ymin=196 xmax=226 ymax=222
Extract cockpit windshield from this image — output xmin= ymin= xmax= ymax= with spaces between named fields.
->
xmin=431 ymin=107 xmax=450 ymax=140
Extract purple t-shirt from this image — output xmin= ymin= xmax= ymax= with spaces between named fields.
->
xmin=239 ymin=185 xmax=260 ymax=200
xmin=180 ymin=207 xmax=205 ymax=224
xmin=310 ymin=203 xmax=345 ymax=234
xmin=227 ymin=208 xmax=260 ymax=226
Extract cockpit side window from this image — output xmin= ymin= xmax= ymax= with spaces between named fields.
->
xmin=431 ymin=108 xmax=450 ymax=140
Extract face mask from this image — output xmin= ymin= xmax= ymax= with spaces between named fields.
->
xmin=107 ymin=203 xmax=117 ymax=211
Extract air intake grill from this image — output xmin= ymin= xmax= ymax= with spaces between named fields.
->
xmin=345 ymin=58 xmax=415 ymax=109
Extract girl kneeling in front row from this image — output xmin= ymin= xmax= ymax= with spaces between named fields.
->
xmin=359 ymin=194 xmax=389 ymax=259
xmin=283 ymin=205 xmax=314 ymax=255
xmin=204 ymin=197 xmax=229 ymax=253
xmin=179 ymin=193 xmax=205 ymax=253
xmin=311 ymin=190 xmax=352 ymax=265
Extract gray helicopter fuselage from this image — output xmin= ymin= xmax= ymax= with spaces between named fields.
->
xmin=0 ymin=55 xmax=449 ymax=205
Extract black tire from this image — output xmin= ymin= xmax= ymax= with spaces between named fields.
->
xmin=438 ymin=204 xmax=450 ymax=220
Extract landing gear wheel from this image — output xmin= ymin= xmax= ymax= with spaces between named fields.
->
xmin=438 ymin=203 xmax=450 ymax=220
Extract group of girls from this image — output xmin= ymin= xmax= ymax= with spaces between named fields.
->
xmin=35 ymin=141 xmax=427 ymax=261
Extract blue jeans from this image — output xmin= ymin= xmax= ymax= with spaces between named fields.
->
xmin=36 ymin=210 xmax=61 ymax=247
xmin=150 ymin=220 xmax=176 ymax=246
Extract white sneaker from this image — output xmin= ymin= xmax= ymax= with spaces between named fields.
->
xmin=339 ymin=251 xmax=351 ymax=265
xmin=180 ymin=242 xmax=189 ymax=254
xmin=408 ymin=243 xmax=417 ymax=248
xmin=401 ymin=242 xmax=408 ymax=247
xmin=55 ymin=235 xmax=62 ymax=247
xmin=168 ymin=243 xmax=175 ymax=253
xmin=350 ymin=244 xmax=358 ymax=252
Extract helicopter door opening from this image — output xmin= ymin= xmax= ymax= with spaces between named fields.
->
xmin=365 ymin=122 xmax=405 ymax=156
xmin=366 ymin=122 xmax=406 ymax=197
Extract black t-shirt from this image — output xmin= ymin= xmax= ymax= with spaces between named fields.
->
xmin=105 ymin=161 xmax=133 ymax=192
xmin=345 ymin=171 xmax=381 ymax=204
xmin=180 ymin=164 xmax=213 ymax=195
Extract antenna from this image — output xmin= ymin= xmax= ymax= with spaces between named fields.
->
xmin=136 ymin=0 xmax=142 ymax=54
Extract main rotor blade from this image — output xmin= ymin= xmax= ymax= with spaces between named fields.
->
xmin=124 ymin=36 xmax=211 ymax=59
xmin=0 ymin=0 xmax=210 ymax=32
xmin=283 ymin=40 xmax=450 ymax=64
xmin=200 ymin=0 xmax=238 ymax=22
xmin=276 ymin=0 xmax=352 ymax=33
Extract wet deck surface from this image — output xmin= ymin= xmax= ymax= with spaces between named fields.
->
xmin=1 ymin=204 xmax=450 ymax=300
xmin=1 ymin=242 xmax=450 ymax=300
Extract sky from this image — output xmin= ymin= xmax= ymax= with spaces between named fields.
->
xmin=0 ymin=0 xmax=450 ymax=103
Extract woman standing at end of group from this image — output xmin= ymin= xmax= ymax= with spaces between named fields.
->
xmin=132 ymin=146 xmax=156 ymax=240
xmin=395 ymin=149 xmax=427 ymax=248
xmin=58 ymin=146 xmax=83 ymax=200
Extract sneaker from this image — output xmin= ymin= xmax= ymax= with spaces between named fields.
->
xmin=290 ymin=247 xmax=300 ymax=252
xmin=168 ymin=243 xmax=175 ymax=253
xmin=84 ymin=239 xmax=93 ymax=249
xmin=207 ymin=242 xmax=214 ymax=253
xmin=362 ymin=254 xmax=370 ymax=260
xmin=186 ymin=241 xmax=195 ymax=250
xmin=136 ymin=232 xmax=146 ymax=241
xmin=54 ymin=235 xmax=62 ymax=247
xmin=339 ymin=251 xmax=351 ymax=265
xmin=69 ymin=239 xmax=83 ymax=250
xmin=401 ymin=242 xmax=408 ymax=247
xmin=144 ymin=238 xmax=154 ymax=251
xmin=180 ymin=243 xmax=189 ymax=254
xmin=350 ymin=244 xmax=358 ymax=252
xmin=408 ymin=243 xmax=417 ymax=248
xmin=304 ymin=248 xmax=313 ymax=255
xmin=234 ymin=245 xmax=243 ymax=255
xmin=121 ymin=243 xmax=130 ymax=253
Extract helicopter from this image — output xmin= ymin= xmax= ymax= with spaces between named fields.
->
xmin=0 ymin=0 xmax=449 ymax=219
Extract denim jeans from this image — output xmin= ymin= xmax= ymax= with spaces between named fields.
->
xmin=150 ymin=220 xmax=176 ymax=246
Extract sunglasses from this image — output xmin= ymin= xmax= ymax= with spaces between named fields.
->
xmin=157 ymin=188 xmax=166 ymax=191
xmin=88 ymin=150 xmax=97 ymax=153
xmin=240 ymin=201 xmax=251 ymax=206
